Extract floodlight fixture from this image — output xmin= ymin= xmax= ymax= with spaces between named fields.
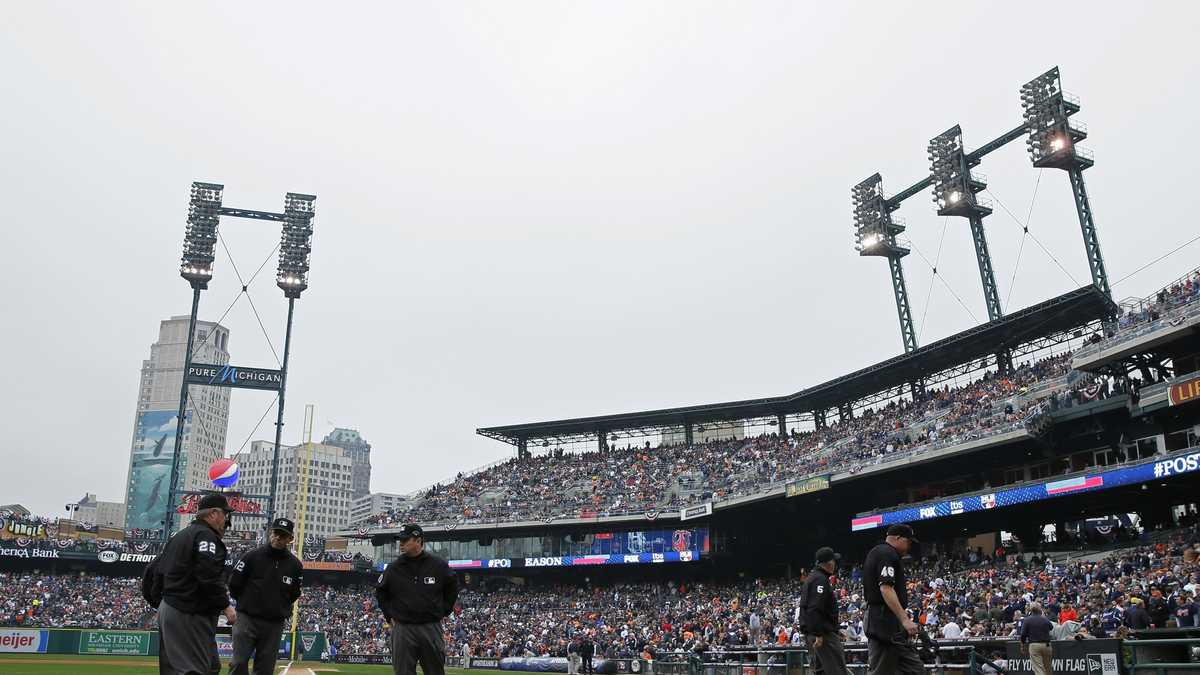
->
xmin=927 ymin=125 xmax=992 ymax=219
xmin=1019 ymin=65 xmax=1108 ymax=297
xmin=277 ymin=192 xmax=316 ymax=298
xmin=180 ymin=182 xmax=224 ymax=288
xmin=850 ymin=173 xmax=917 ymax=353
xmin=851 ymin=173 xmax=909 ymax=258
xmin=1020 ymin=66 xmax=1091 ymax=169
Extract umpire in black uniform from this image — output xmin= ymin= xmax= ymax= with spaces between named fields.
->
xmin=227 ymin=517 xmax=303 ymax=675
xmin=862 ymin=524 xmax=922 ymax=675
xmin=158 ymin=493 xmax=238 ymax=675
xmin=803 ymin=547 xmax=848 ymax=675
xmin=376 ymin=524 xmax=460 ymax=675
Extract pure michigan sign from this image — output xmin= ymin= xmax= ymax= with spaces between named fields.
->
xmin=185 ymin=363 xmax=283 ymax=391
xmin=78 ymin=630 xmax=151 ymax=656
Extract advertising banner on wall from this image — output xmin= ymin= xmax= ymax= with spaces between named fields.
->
xmin=1002 ymin=639 xmax=1121 ymax=673
xmin=679 ymin=503 xmax=713 ymax=521
xmin=78 ymin=630 xmax=151 ymax=655
xmin=785 ymin=475 xmax=830 ymax=497
xmin=126 ymin=410 xmax=186 ymax=530
xmin=1168 ymin=374 xmax=1200 ymax=406
xmin=851 ymin=447 xmax=1200 ymax=531
xmin=0 ymin=629 xmax=49 ymax=653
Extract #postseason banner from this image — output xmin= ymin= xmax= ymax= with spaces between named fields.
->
xmin=851 ymin=447 xmax=1200 ymax=531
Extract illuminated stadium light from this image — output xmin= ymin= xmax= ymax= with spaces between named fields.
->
xmin=927 ymin=125 xmax=991 ymax=219
xmin=1019 ymin=66 xmax=1108 ymax=297
xmin=851 ymin=173 xmax=917 ymax=354
xmin=277 ymin=192 xmax=316 ymax=298
xmin=851 ymin=174 xmax=909 ymax=258
xmin=927 ymin=125 xmax=1002 ymax=322
xmin=1020 ymin=66 xmax=1091 ymax=170
xmin=180 ymin=182 xmax=224 ymax=288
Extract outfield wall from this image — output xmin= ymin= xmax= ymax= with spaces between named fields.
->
xmin=0 ymin=627 xmax=326 ymax=660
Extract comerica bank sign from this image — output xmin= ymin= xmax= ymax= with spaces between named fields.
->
xmin=185 ymin=363 xmax=283 ymax=391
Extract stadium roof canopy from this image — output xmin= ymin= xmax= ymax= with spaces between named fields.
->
xmin=477 ymin=285 xmax=1116 ymax=447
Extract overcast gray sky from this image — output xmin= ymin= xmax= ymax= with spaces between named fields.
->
xmin=2 ymin=2 xmax=1198 ymax=518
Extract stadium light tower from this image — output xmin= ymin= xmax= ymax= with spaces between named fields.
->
xmin=928 ymin=125 xmax=1004 ymax=323
xmin=1020 ymin=66 xmax=1110 ymax=298
xmin=166 ymin=182 xmax=224 ymax=537
xmin=852 ymin=173 xmax=917 ymax=354
xmin=266 ymin=192 xmax=316 ymax=526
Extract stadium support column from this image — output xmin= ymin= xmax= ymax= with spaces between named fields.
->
xmin=813 ymin=409 xmax=826 ymax=431
xmin=776 ymin=414 xmax=786 ymax=437
xmin=684 ymin=422 xmax=694 ymax=447
xmin=598 ymin=431 xmax=608 ymax=453
xmin=1067 ymin=167 xmax=1110 ymax=298
xmin=267 ymin=297 xmax=296 ymax=526
xmin=838 ymin=404 xmax=852 ymax=425
xmin=165 ymin=286 xmax=201 ymax=540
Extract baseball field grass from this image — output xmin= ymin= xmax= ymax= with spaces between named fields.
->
xmin=0 ymin=653 xmax=480 ymax=675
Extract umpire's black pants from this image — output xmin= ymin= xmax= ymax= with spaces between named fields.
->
xmin=158 ymin=601 xmax=220 ymax=675
xmin=582 ymin=655 xmax=593 ymax=674
xmin=390 ymin=621 xmax=445 ymax=675
xmin=866 ymin=637 xmax=923 ymax=675
xmin=227 ymin=613 xmax=284 ymax=675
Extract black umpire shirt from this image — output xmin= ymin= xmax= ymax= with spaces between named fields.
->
xmin=375 ymin=550 xmax=460 ymax=624
xmin=862 ymin=542 xmax=907 ymax=642
xmin=159 ymin=520 xmax=230 ymax=616
xmin=802 ymin=567 xmax=840 ymax=636
xmin=228 ymin=545 xmax=304 ymax=621
xmin=1019 ymin=614 xmax=1054 ymax=644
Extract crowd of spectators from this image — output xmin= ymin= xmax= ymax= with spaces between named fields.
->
xmin=1114 ymin=269 xmax=1200 ymax=333
xmin=2 ymin=526 xmax=1196 ymax=658
xmin=356 ymin=353 xmax=1123 ymax=529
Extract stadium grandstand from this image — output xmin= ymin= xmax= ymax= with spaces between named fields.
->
xmin=8 ymin=61 xmax=1200 ymax=673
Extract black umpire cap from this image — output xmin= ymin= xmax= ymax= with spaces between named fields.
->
xmin=198 ymin=493 xmax=235 ymax=513
xmin=397 ymin=523 xmax=424 ymax=541
xmin=886 ymin=523 xmax=919 ymax=542
xmin=270 ymin=517 xmax=295 ymax=536
xmin=815 ymin=547 xmax=841 ymax=564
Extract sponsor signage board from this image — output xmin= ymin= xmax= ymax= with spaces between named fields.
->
xmin=186 ymin=363 xmax=283 ymax=391
xmin=469 ymin=657 xmax=501 ymax=669
xmin=1002 ymin=639 xmax=1120 ymax=674
xmin=850 ymin=448 xmax=1200 ymax=531
xmin=336 ymin=654 xmax=394 ymax=665
xmin=0 ymin=629 xmax=48 ymax=653
xmin=78 ymin=630 xmax=151 ymax=655
xmin=98 ymin=551 xmax=157 ymax=564
xmin=302 ymin=560 xmax=353 ymax=571
xmin=785 ymin=475 xmax=830 ymax=497
xmin=1168 ymin=374 xmax=1200 ymax=407
xmin=443 ymin=549 xmax=702 ymax=570
xmin=679 ymin=503 xmax=713 ymax=521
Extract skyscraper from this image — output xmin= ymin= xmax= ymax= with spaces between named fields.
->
xmin=124 ymin=316 xmax=231 ymax=532
xmin=321 ymin=428 xmax=372 ymax=500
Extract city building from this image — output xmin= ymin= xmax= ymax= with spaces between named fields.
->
xmin=235 ymin=441 xmax=353 ymax=538
xmin=74 ymin=494 xmax=127 ymax=528
xmin=124 ymin=316 xmax=231 ymax=532
xmin=321 ymin=428 xmax=372 ymax=500
xmin=350 ymin=492 xmax=409 ymax=526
